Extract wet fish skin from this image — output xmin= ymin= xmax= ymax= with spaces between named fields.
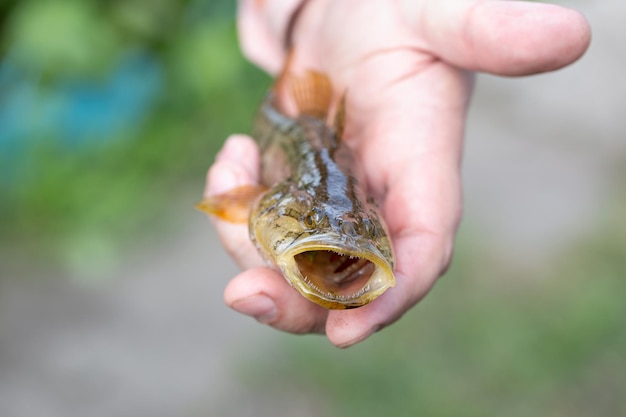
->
xmin=248 ymin=82 xmax=395 ymax=309
xmin=196 ymin=65 xmax=396 ymax=309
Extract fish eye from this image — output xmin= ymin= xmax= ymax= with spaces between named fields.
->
xmin=302 ymin=208 xmax=323 ymax=229
xmin=303 ymin=213 xmax=316 ymax=229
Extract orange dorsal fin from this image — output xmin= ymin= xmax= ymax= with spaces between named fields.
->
xmin=195 ymin=185 xmax=267 ymax=223
xmin=289 ymin=70 xmax=332 ymax=119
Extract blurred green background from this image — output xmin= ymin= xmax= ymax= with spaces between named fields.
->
xmin=0 ymin=1 xmax=624 ymax=416
xmin=0 ymin=0 xmax=268 ymax=272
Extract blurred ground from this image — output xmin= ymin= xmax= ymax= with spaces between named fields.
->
xmin=0 ymin=214 xmax=310 ymax=417
xmin=464 ymin=0 xmax=624 ymax=260
xmin=0 ymin=1 xmax=624 ymax=416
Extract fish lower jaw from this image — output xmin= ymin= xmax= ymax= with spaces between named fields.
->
xmin=279 ymin=247 xmax=395 ymax=310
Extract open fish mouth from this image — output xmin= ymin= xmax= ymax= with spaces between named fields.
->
xmin=294 ymin=250 xmax=376 ymax=298
xmin=280 ymin=243 xmax=395 ymax=309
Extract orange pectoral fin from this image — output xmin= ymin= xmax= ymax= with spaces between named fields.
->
xmin=195 ymin=185 xmax=267 ymax=223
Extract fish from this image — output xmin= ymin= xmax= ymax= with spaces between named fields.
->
xmin=197 ymin=54 xmax=395 ymax=309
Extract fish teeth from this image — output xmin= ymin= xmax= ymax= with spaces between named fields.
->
xmin=301 ymin=270 xmax=373 ymax=301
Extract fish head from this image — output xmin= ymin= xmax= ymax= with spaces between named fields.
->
xmin=250 ymin=184 xmax=395 ymax=309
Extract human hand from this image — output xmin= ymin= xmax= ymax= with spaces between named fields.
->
xmin=205 ymin=0 xmax=590 ymax=347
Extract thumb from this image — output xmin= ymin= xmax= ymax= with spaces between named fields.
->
xmin=409 ymin=0 xmax=591 ymax=75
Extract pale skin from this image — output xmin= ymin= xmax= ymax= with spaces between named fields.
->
xmin=205 ymin=0 xmax=591 ymax=347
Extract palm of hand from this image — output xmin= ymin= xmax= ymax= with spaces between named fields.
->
xmin=207 ymin=0 xmax=590 ymax=347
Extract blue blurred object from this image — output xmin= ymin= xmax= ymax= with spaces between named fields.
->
xmin=59 ymin=52 xmax=163 ymax=145
xmin=0 ymin=51 xmax=162 ymax=151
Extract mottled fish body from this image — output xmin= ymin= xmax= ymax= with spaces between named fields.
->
xmin=198 ymin=60 xmax=395 ymax=309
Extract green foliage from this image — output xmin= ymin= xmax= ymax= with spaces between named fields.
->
xmin=6 ymin=0 xmax=120 ymax=78
xmin=0 ymin=0 xmax=270 ymax=272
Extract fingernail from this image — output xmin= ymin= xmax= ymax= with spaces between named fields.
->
xmin=230 ymin=294 xmax=277 ymax=324
xmin=337 ymin=325 xmax=382 ymax=349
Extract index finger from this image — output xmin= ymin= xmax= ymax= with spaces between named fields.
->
xmin=205 ymin=134 xmax=266 ymax=269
